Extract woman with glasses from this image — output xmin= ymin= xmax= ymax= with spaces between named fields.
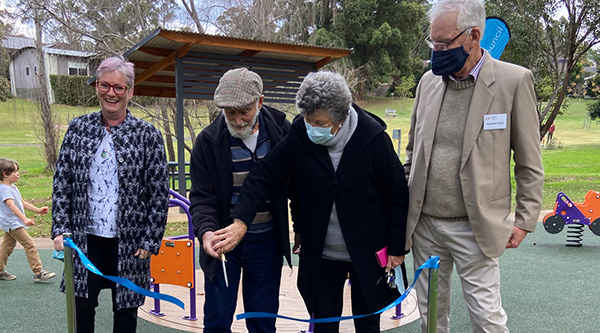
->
xmin=51 ymin=56 xmax=169 ymax=333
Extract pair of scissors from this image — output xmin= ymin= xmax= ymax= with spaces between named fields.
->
xmin=220 ymin=252 xmax=229 ymax=288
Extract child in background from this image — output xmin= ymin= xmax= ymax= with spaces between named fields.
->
xmin=0 ymin=158 xmax=55 ymax=282
xmin=547 ymin=123 xmax=556 ymax=145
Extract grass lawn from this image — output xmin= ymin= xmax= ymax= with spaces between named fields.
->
xmin=1 ymin=97 xmax=599 ymax=238
xmin=360 ymin=96 xmax=600 ymax=210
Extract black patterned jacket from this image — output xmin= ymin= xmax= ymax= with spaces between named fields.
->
xmin=51 ymin=110 xmax=169 ymax=309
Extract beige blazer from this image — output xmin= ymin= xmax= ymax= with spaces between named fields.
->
xmin=404 ymin=52 xmax=544 ymax=258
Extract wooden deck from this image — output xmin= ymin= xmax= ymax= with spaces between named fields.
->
xmin=139 ymin=267 xmax=419 ymax=332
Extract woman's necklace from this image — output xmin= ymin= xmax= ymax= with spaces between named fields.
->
xmin=101 ymin=128 xmax=111 ymax=158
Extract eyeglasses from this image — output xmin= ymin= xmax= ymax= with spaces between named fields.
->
xmin=425 ymin=27 xmax=473 ymax=51
xmin=96 ymin=81 xmax=129 ymax=95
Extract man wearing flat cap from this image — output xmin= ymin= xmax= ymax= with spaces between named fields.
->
xmin=190 ymin=67 xmax=292 ymax=332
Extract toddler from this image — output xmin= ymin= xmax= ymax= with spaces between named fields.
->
xmin=0 ymin=158 xmax=55 ymax=282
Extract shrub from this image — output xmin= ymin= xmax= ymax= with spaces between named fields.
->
xmin=50 ymin=75 xmax=98 ymax=107
xmin=588 ymin=99 xmax=600 ymax=121
xmin=0 ymin=76 xmax=11 ymax=101
xmin=544 ymin=138 xmax=563 ymax=150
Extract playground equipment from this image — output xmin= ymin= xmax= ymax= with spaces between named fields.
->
xmin=543 ymin=191 xmax=600 ymax=246
xmin=149 ymin=189 xmax=197 ymax=320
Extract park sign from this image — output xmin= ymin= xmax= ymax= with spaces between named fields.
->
xmin=481 ymin=17 xmax=511 ymax=60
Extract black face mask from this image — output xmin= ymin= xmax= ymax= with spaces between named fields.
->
xmin=431 ymin=46 xmax=470 ymax=76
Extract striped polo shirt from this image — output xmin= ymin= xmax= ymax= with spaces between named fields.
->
xmin=229 ymin=112 xmax=274 ymax=233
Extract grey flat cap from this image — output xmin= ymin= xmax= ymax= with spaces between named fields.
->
xmin=214 ymin=68 xmax=263 ymax=109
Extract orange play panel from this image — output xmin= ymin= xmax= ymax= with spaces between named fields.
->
xmin=150 ymin=239 xmax=195 ymax=289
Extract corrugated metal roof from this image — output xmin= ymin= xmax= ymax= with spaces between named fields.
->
xmin=137 ymin=29 xmax=350 ymax=54
xmin=1 ymin=35 xmax=36 ymax=50
xmin=121 ymin=27 xmax=352 ymax=102
xmin=43 ymin=47 xmax=95 ymax=58
xmin=2 ymin=36 xmax=96 ymax=59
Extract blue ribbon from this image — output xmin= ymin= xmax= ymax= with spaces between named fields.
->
xmin=236 ymin=255 xmax=440 ymax=323
xmin=64 ymin=238 xmax=185 ymax=310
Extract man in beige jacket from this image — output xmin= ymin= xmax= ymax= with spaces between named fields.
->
xmin=404 ymin=0 xmax=544 ymax=332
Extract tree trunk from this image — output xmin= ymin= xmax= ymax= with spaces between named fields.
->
xmin=35 ymin=15 xmax=59 ymax=171
xmin=184 ymin=107 xmax=196 ymax=152
xmin=132 ymin=0 xmax=147 ymax=32
xmin=180 ymin=0 xmax=205 ymax=34
xmin=159 ymin=98 xmax=176 ymax=161
xmin=541 ymin=67 xmax=571 ymax=138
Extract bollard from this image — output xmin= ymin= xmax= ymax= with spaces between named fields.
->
xmin=63 ymin=233 xmax=77 ymax=333
xmin=392 ymin=129 xmax=402 ymax=159
xmin=427 ymin=256 xmax=439 ymax=333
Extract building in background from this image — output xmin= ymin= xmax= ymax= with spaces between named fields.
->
xmin=1 ymin=35 xmax=97 ymax=102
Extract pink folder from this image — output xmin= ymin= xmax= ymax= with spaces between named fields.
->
xmin=375 ymin=246 xmax=387 ymax=268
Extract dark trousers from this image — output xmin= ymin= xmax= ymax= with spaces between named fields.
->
xmin=75 ymin=234 xmax=138 ymax=333
xmin=313 ymin=259 xmax=380 ymax=333
xmin=203 ymin=228 xmax=283 ymax=333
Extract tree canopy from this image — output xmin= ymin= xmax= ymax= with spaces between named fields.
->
xmin=3 ymin=0 xmax=600 ymax=135
xmin=487 ymin=0 xmax=600 ymax=137
xmin=10 ymin=0 xmax=179 ymax=55
xmin=308 ymin=0 xmax=428 ymax=96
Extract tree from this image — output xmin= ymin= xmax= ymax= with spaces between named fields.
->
xmin=588 ymin=99 xmax=600 ymax=121
xmin=585 ymin=73 xmax=600 ymax=97
xmin=393 ymin=74 xmax=416 ymax=112
xmin=587 ymin=47 xmax=600 ymax=66
xmin=10 ymin=0 xmax=60 ymax=170
xmin=487 ymin=1 xmax=600 ymax=138
xmin=20 ymin=0 xmax=179 ymax=55
xmin=272 ymin=0 xmax=315 ymax=43
xmin=0 ymin=11 xmax=14 ymax=100
xmin=180 ymin=0 xmax=206 ymax=33
xmin=211 ymin=0 xmax=428 ymax=97
xmin=0 ymin=11 xmax=13 ymax=79
xmin=568 ymin=61 xmax=586 ymax=97
xmin=310 ymin=0 xmax=428 ymax=97
xmin=395 ymin=75 xmax=416 ymax=99
xmin=34 ymin=12 xmax=59 ymax=171
xmin=216 ymin=0 xmax=280 ymax=40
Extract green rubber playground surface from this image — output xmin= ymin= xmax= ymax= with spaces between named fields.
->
xmin=1 ymin=226 xmax=599 ymax=332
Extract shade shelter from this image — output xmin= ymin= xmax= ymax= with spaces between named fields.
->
xmin=119 ymin=27 xmax=352 ymax=197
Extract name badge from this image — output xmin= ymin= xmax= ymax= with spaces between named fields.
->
xmin=483 ymin=114 xmax=507 ymax=130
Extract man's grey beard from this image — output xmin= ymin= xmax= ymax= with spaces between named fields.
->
xmin=225 ymin=107 xmax=260 ymax=139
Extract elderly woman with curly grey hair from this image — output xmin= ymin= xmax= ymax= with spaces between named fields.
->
xmin=225 ymin=71 xmax=409 ymax=332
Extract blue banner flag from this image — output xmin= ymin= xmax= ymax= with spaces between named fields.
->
xmin=64 ymin=238 xmax=185 ymax=310
xmin=481 ymin=17 xmax=511 ymax=59
xmin=236 ymin=256 xmax=440 ymax=323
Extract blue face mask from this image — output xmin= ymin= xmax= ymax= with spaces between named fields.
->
xmin=431 ymin=46 xmax=470 ymax=76
xmin=305 ymin=122 xmax=335 ymax=145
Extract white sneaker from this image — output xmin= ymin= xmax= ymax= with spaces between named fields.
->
xmin=33 ymin=270 xmax=56 ymax=282
xmin=0 ymin=271 xmax=17 ymax=280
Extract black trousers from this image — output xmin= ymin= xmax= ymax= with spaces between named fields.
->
xmin=312 ymin=258 xmax=380 ymax=333
xmin=75 ymin=234 xmax=138 ymax=333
